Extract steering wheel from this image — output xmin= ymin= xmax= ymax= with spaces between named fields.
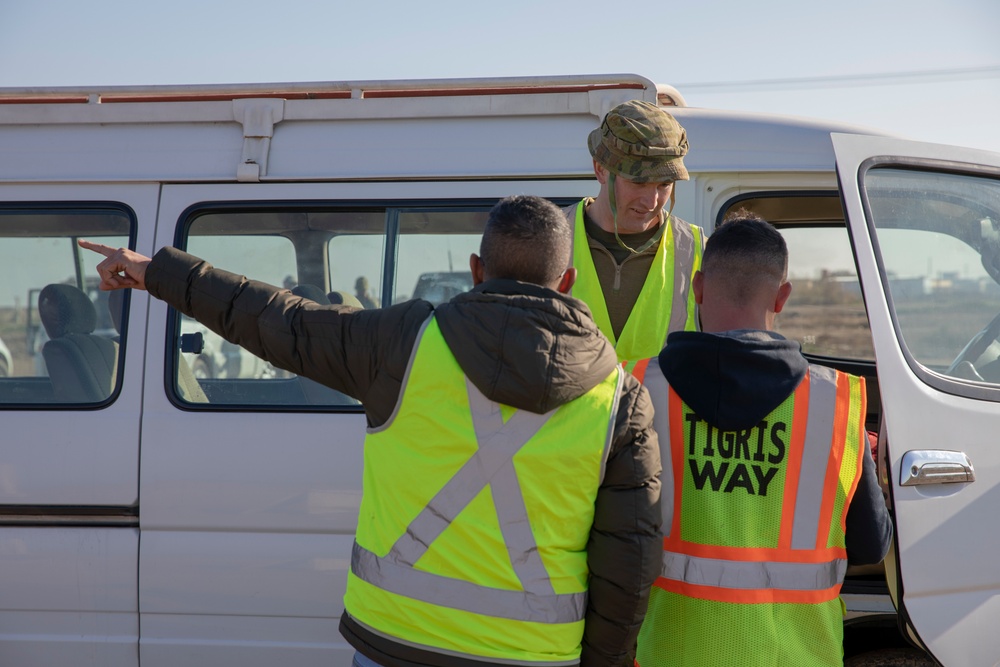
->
xmin=946 ymin=310 xmax=1000 ymax=380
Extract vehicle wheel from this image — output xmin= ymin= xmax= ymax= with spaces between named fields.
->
xmin=190 ymin=357 xmax=212 ymax=380
xmin=845 ymin=648 xmax=937 ymax=667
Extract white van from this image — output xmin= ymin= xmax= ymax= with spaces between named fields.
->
xmin=0 ymin=74 xmax=996 ymax=667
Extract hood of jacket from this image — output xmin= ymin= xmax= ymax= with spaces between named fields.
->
xmin=658 ymin=329 xmax=808 ymax=431
xmin=434 ymin=278 xmax=619 ymax=414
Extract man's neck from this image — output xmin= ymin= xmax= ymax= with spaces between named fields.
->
xmin=586 ymin=196 xmax=662 ymax=235
xmin=583 ymin=209 xmax=661 ymax=263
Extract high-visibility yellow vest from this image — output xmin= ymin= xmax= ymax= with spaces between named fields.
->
xmin=344 ymin=316 xmax=623 ymax=665
xmin=637 ymin=360 xmax=866 ymax=667
xmin=566 ymin=199 xmax=703 ymax=375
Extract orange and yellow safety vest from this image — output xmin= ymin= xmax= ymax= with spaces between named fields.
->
xmin=637 ymin=360 xmax=867 ymax=666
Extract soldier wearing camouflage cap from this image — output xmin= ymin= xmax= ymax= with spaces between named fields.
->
xmin=564 ymin=99 xmax=705 ymax=376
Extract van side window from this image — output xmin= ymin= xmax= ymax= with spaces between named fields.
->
xmin=720 ymin=195 xmax=875 ymax=362
xmin=779 ymin=225 xmax=874 ymax=361
xmin=174 ymin=205 xmax=489 ymax=409
xmin=864 ymin=167 xmax=1000 ymax=390
xmin=0 ymin=206 xmax=131 ymax=406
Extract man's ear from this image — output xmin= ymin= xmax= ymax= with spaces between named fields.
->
xmin=470 ymin=253 xmax=486 ymax=286
xmin=692 ymin=270 xmax=705 ymax=305
xmin=593 ymin=160 xmax=608 ymax=185
xmin=556 ymin=267 xmax=577 ymax=294
xmin=774 ymin=280 xmax=792 ymax=314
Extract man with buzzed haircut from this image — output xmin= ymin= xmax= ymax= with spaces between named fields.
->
xmin=81 ymin=195 xmax=662 ymax=667
xmin=635 ymin=210 xmax=891 ymax=667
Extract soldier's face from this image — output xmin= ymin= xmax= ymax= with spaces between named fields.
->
xmin=612 ymin=177 xmax=673 ymax=233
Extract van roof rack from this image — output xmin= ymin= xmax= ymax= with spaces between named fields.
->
xmin=0 ymin=74 xmax=686 ymax=107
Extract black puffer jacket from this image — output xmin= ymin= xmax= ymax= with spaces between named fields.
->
xmin=145 ymin=246 xmax=663 ymax=667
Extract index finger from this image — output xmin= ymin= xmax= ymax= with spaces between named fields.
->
xmin=77 ymin=239 xmax=118 ymax=257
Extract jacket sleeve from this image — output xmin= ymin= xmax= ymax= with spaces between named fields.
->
xmin=581 ymin=374 xmax=662 ymax=667
xmin=845 ymin=431 xmax=893 ymax=565
xmin=144 ymin=246 xmax=433 ymax=426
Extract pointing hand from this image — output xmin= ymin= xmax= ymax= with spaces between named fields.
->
xmin=78 ymin=239 xmax=152 ymax=291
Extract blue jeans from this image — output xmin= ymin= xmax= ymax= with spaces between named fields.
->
xmin=353 ymin=651 xmax=385 ymax=667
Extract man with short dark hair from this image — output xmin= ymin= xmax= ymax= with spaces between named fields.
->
xmin=81 ymin=194 xmax=662 ymax=667
xmin=635 ymin=210 xmax=891 ymax=667
xmin=566 ymin=100 xmax=704 ymax=375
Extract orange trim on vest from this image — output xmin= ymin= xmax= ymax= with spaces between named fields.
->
xmin=664 ymin=539 xmax=848 ymax=564
xmin=841 ymin=378 xmax=867 ymax=536
xmin=653 ymin=577 xmax=841 ymax=605
xmin=815 ymin=374 xmax=851 ymax=547
xmin=778 ymin=375 xmax=811 ymax=550
xmin=666 ymin=389 xmax=686 ymax=545
xmin=630 ymin=358 xmax=651 ymax=384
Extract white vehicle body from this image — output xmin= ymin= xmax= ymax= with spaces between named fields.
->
xmin=0 ymin=74 xmax=996 ymax=666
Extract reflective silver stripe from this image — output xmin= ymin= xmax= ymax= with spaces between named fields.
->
xmin=791 ymin=365 xmax=839 ymax=550
xmin=354 ymin=542 xmax=586 ymax=624
xmin=664 ymin=217 xmax=698 ymax=345
xmin=662 ymin=551 xmax=848 ymax=592
xmin=644 ymin=357 xmax=675 ymax=536
xmin=468 ymin=378 xmax=555 ymax=595
xmin=598 ymin=366 xmax=625 ymax=485
xmin=564 ymin=201 xmax=582 ymax=272
xmin=354 ymin=375 xmax=589 ymax=624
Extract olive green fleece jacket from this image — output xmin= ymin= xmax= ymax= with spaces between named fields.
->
xmin=145 ymin=246 xmax=662 ymax=667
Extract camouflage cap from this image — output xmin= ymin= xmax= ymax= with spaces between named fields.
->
xmin=588 ymin=100 xmax=689 ymax=182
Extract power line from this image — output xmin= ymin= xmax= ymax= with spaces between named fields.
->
xmin=675 ymin=65 xmax=1000 ymax=92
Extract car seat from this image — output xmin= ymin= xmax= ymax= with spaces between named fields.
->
xmin=39 ymin=283 xmax=117 ymax=403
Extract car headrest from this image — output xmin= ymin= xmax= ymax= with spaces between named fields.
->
xmin=39 ymin=284 xmax=97 ymax=339
xmin=290 ymin=283 xmax=330 ymax=303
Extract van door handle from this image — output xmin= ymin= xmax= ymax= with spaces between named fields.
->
xmin=900 ymin=450 xmax=976 ymax=486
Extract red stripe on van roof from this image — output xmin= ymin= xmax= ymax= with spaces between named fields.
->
xmin=99 ymin=91 xmax=354 ymax=103
xmin=0 ymin=82 xmax=647 ymax=105
xmin=0 ymin=96 xmax=92 ymax=104
xmin=364 ymin=83 xmax=646 ymax=98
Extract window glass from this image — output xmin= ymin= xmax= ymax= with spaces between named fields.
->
xmin=175 ymin=205 xmax=490 ymax=409
xmin=393 ymin=209 xmax=485 ymax=306
xmin=0 ymin=207 xmax=130 ymax=405
xmin=327 ymin=233 xmax=384 ymax=309
xmin=777 ymin=226 xmax=874 ymax=360
xmin=182 ymin=233 xmax=293 ymax=384
xmin=178 ymin=208 xmax=386 ymax=408
xmin=865 ymin=168 xmax=1000 ymax=383
xmin=720 ymin=195 xmax=875 ymax=362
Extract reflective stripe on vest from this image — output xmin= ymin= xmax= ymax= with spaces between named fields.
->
xmin=346 ymin=316 xmax=623 ymax=663
xmin=564 ymin=200 xmax=702 ymax=373
xmin=353 ymin=375 xmax=588 ymax=623
xmin=654 ymin=364 xmax=865 ymax=604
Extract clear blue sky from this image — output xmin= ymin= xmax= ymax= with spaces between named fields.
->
xmin=1 ymin=0 xmax=999 ymax=152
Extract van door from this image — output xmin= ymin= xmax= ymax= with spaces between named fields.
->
xmin=833 ymin=134 xmax=1000 ymax=666
xmin=0 ymin=184 xmax=155 ymax=666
